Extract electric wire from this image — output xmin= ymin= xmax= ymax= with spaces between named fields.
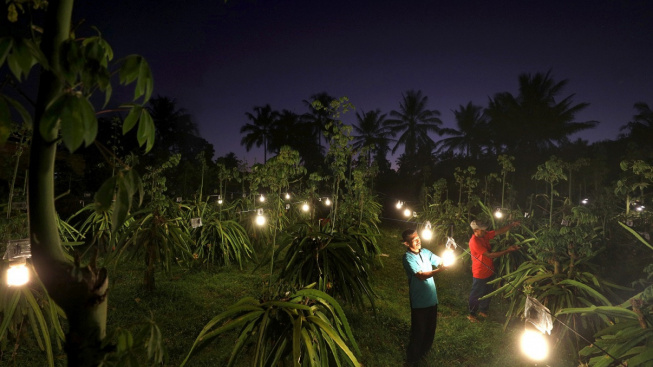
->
xmin=388 ymin=214 xmax=628 ymax=366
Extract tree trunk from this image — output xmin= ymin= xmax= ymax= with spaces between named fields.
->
xmin=29 ymin=1 xmax=110 ymax=365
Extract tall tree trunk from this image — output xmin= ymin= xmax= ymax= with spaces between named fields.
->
xmin=29 ymin=0 xmax=109 ymax=365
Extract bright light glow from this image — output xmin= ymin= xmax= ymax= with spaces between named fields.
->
xmin=396 ymin=201 xmax=403 ymax=209
xmin=494 ymin=209 xmax=503 ymax=219
xmin=325 ymin=198 xmax=331 ymax=206
xmin=521 ymin=329 xmax=549 ymax=361
xmin=255 ymin=209 xmax=266 ymax=226
xmin=285 ymin=193 xmax=291 ymax=200
xmin=637 ymin=205 xmax=645 ymax=212
xmin=442 ymin=249 xmax=455 ymax=267
xmin=581 ymin=198 xmax=589 ymax=205
xmin=302 ymin=203 xmax=310 ymax=212
xmin=403 ymin=208 xmax=412 ymax=217
xmin=217 ymin=196 xmax=223 ymax=205
xmin=259 ymin=195 xmax=266 ymax=203
xmin=7 ymin=263 xmax=29 ymax=286
xmin=421 ymin=227 xmax=433 ymax=241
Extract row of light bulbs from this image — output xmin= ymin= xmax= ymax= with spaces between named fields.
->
xmin=254 ymin=196 xmax=332 ymax=226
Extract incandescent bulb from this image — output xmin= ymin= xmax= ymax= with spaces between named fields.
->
xmin=7 ymin=263 xmax=29 ymax=286
xmin=403 ymin=208 xmax=412 ymax=217
xmin=421 ymin=228 xmax=433 ymax=241
xmin=520 ymin=329 xmax=548 ymax=361
xmin=255 ymin=214 xmax=266 ymax=226
xmin=442 ymin=249 xmax=455 ymax=267
xmin=302 ymin=203 xmax=310 ymax=212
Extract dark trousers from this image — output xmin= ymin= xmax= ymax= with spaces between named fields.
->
xmin=468 ymin=276 xmax=494 ymax=315
xmin=407 ymin=304 xmax=438 ymax=364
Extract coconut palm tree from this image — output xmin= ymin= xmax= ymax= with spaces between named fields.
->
xmin=619 ymin=102 xmax=653 ymax=145
xmin=436 ymin=102 xmax=490 ymax=159
xmin=352 ymin=109 xmax=394 ymax=165
xmin=385 ymin=90 xmax=443 ymax=156
xmin=240 ymin=104 xmax=279 ymax=162
xmin=487 ymin=71 xmax=596 ymax=154
xmin=303 ymin=92 xmax=336 ymax=150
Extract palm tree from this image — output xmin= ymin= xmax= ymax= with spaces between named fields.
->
xmin=302 ymin=92 xmax=336 ymax=150
xmin=436 ymin=102 xmax=490 ymax=159
xmin=240 ymin=104 xmax=278 ymax=162
xmin=147 ymin=96 xmax=198 ymax=156
xmin=352 ymin=109 xmax=394 ymax=165
xmin=385 ymin=90 xmax=443 ymax=156
xmin=619 ymin=102 xmax=653 ymax=145
xmin=487 ymin=71 xmax=596 ymax=153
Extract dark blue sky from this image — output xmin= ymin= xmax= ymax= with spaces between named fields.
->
xmin=76 ymin=0 xmax=653 ymax=164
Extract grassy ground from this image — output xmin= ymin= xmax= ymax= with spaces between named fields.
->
xmin=3 ymin=224 xmax=578 ymax=366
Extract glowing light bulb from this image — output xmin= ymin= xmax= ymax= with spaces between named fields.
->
xmin=255 ymin=210 xmax=266 ymax=226
xmin=403 ymin=208 xmax=412 ymax=217
xmin=217 ymin=195 xmax=223 ymax=205
xmin=581 ymin=198 xmax=589 ymax=205
xmin=442 ymin=249 xmax=455 ymax=267
xmin=285 ymin=193 xmax=291 ymax=200
xmin=421 ymin=228 xmax=432 ymax=241
xmin=302 ymin=203 xmax=310 ymax=212
xmin=494 ymin=209 xmax=503 ymax=219
xmin=259 ymin=195 xmax=266 ymax=203
xmin=421 ymin=221 xmax=433 ymax=241
xmin=325 ymin=198 xmax=331 ymax=206
xmin=521 ymin=329 xmax=548 ymax=361
xmin=7 ymin=263 xmax=29 ymax=286
xmin=396 ymin=201 xmax=403 ymax=209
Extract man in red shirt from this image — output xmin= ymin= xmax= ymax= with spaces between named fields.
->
xmin=468 ymin=220 xmax=520 ymax=323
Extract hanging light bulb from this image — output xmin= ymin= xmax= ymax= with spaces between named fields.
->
xmin=442 ymin=249 xmax=455 ymax=267
xmin=581 ymin=198 xmax=589 ymax=205
xmin=7 ymin=261 xmax=29 ymax=286
xmin=285 ymin=193 xmax=291 ymax=200
xmin=494 ymin=208 xmax=503 ymax=219
xmin=421 ymin=221 xmax=433 ymax=241
xmin=521 ymin=328 xmax=549 ymax=361
xmin=302 ymin=202 xmax=310 ymax=212
xmin=324 ymin=197 xmax=331 ymax=206
xmin=442 ymin=237 xmax=458 ymax=267
xmin=255 ymin=209 xmax=266 ymax=226
xmin=396 ymin=200 xmax=403 ymax=209
xmin=217 ymin=195 xmax=223 ymax=205
xmin=259 ymin=194 xmax=266 ymax=203
xmin=403 ymin=208 xmax=412 ymax=217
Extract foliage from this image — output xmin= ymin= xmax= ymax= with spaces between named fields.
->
xmin=275 ymin=222 xmax=377 ymax=311
xmin=189 ymin=200 xmax=253 ymax=268
xmin=99 ymin=315 xmax=167 ymax=367
xmin=0 ymin=263 xmax=66 ymax=367
xmin=180 ymin=288 xmax=361 ymax=367
xmin=111 ymin=201 xmax=192 ymax=291
xmin=559 ymin=222 xmax=653 ymax=367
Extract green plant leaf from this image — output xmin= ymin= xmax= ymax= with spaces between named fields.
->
xmin=112 ymin=178 xmax=130 ymax=232
xmin=95 ymin=176 xmax=117 ymax=211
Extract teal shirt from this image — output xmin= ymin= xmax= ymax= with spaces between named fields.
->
xmin=403 ymin=248 xmax=442 ymax=309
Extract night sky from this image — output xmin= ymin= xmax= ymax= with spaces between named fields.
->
xmin=75 ymin=0 xmax=653 ymax=164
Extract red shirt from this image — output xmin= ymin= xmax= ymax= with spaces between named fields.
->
xmin=469 ymin=230 xmax=496 ymax=279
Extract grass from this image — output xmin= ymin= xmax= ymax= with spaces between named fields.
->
xmin=2 ymin=224 xmax=578 ymax=366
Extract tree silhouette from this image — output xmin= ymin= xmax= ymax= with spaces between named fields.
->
xmin=302 ymin=92 xmax=336 ymax=150
xmin=487 ymin=71 xmax=596 ymax=154
xmin=352 ymin=109 xmax=393 ymax=166
xmin=240 ymin=104 xmax=279 ymax=163
xmin=436 ymin=102 xmax=490 ymax=159
xmin=620 ymin=102 xmax=653 ymax=146
xmin=386 ymin=90 xmax=442 ymax=157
